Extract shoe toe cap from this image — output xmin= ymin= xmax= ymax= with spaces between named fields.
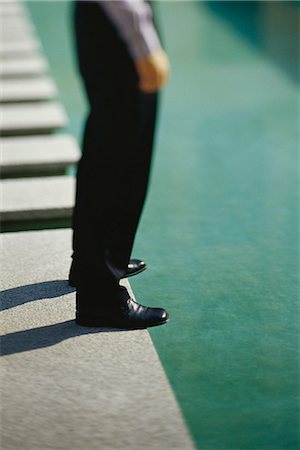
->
xmin=151 ymin=307 xmax=169 ymax=324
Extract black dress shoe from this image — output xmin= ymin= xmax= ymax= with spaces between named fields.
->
xmin=68 ymin=259 xmax=147 ymax=288
xmin=76 ymin=287 xmax=169 ymax=329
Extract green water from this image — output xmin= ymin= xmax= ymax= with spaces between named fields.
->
xmin=28 ymin=2 xmax=299 ymax=449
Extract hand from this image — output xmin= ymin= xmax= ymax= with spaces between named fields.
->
xmin=135 ymin=49 xmax=170 ymax=93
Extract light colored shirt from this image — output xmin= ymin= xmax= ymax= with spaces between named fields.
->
xmin=98 ymin=0 xmax=162 ymax=60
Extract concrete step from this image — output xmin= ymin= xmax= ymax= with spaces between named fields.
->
xmin=0 ymin=175 xmax=75 ymax=221
xmin=0 ymin=55 xmax=48 ymax=78
xmin=0 ymin=102 xmax=68 ymax=136
xmin=0 ymin=134 xmax=80 ymax=177
xmin=0 ymin=2 xmax=27 ymax=16
xmin=0 ymin=12 xmax=33 ymax=28
xmin=1 ymin=228 xmax=194 ymax=450
xmin=0 ymin=20 xmax=35 ymax=42
xmin=0 ymin=37 xmax=41 ymax=58
xmin=0 ymin=77 xmax=57 ymax=103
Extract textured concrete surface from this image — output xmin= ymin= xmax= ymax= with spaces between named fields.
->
xmin=0 ymin=37 xmax=41 ymax=57
xmin=0 ymin=18 xmax=35 ymax=41
xmin=0 ymin=7 xmax=33 ymax=29
xmin=0 ymin=102 xmax=67 ymax=135
xmin=0 ymin=55 xmax=48 ymax=78
xmin=0 ymin=76 xmax=57 ymax=102
xmin=0 ymin=175 xmax=75 ymax=221
xmin=1 ymin=229 xmax=195 ymax=450
xmin=0 ymin=134 xmax=80 ymax=176
xmin=0 ymin=2 xmax=26 ymax=17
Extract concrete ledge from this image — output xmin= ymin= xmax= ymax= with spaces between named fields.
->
xmin=0 ymin=134 xmax=80 ymax=176
xmin=0 ymin=77 xmax=57 ymax=103
xmin=0 ymin=55 xmax=48 ymax=78
xmin=0 ymin=3 xmax=26 ymax=16
xmin=0 ymin=37 xmax=41 ymax=58
xmin=0 ymin=175 xmax=75 ymax=221
xmin=0 ymin=14 xmax=35 ymax=31
xmin=0 ymin=22 xmax=35 ymax=42
xmin=0 ymin=102 xmax=68 ymax=136
xmin=1 ymin=229 xmax=194 ymax=450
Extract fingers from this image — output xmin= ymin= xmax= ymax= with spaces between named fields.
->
xmin=139 ymin=66 xmax=168 ymax=93
xmin=135 ymin=49 xmax=170 ymax=93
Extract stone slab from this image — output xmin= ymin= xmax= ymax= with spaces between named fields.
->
xmin=0 ymin=175 xmax=75 ymax=221
xmin=0 ymin=21 xmax=35 ymax=41
xmin=0 ymin=229 xmax=195 ymax=450
xmin=0 ymin=55 xmax=48 ymax=77
xmin=0 ymin=37 xmax=41 ymax=57
xmin=0 ymin=77 xmax=57 ymax=102
xmin=0 ymin=14 xmax=34 ymax=30
xmin=0 ymin=2 xmax=27 ymax=16
xmin=0 ymin=134 xmax=80 ymax=176
xmin=0 ymin=102 xmax=68 ymax=136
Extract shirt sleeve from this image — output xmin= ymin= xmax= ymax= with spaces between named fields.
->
xmin=97 ymin=0 xmax=162 ymax=61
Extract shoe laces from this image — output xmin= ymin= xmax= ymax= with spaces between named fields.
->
xmin=120 ymin=297 xmax=132 ymax=312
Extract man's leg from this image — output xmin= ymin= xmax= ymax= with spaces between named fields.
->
xmin=71 ymin=1 xmax=167 ymax=327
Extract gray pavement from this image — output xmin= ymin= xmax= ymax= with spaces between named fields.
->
xmin=0 ymin=175 xmax=75 ymax=221
xmin=0 ymin=55 xmax=48 ymax=78
xmin=0 ymin=20 xmax=35 ymax=42
xmin=0 ymin=77 xmax=57 ymax=103
xmin=1 ymin=3 xmax=195 ymax=449
xmin=0 ymin=102 xmax=67 ymax=135
xmin=0 ymin=2 xmax=26 ymax=16
xmin=0 ymin=134 xmax=80 ymax=176
xmin=1 ymin=229 xmax=195 ymax=450
xmin=0 ymin=37 xmax=41 ymax=58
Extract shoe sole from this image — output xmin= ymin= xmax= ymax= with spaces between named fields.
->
xmin=75 ymin=316 xmax=169 ymax=330
xmin=69 ymin=264 xmax=147 ymax=288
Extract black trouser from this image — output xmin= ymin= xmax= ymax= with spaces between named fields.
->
xmin=72 ymin=1 xmax=158 ymax=303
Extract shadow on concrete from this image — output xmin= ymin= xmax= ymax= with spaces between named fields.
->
xmin=1 ymin=319 xmax=124 ymax=356
xmin=1 ymin=281 xmax=133 ymax=356
xmin=1 ymin=217 xmax=72 ymax=233
xmin=0 ymin=280 xmax=75 ymax=311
